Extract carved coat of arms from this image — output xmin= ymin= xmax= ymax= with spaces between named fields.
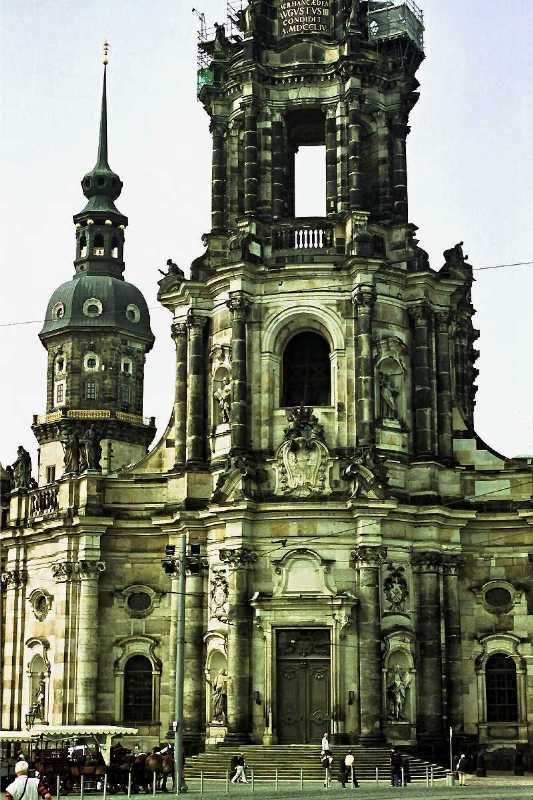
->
xmin=274 ymin=406 xmax=332 ymax=498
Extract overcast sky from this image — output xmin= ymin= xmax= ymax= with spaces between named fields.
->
xmin=1 ymin=0 xmax=532 ymax=471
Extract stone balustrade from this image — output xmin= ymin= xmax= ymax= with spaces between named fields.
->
xmin=272 ymin=218 xmax=335 ymax=252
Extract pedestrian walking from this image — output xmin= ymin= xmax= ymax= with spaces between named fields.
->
xmin=230 ymin=753 xmax=248 ymax=784
xmin=455 ymin=753 xmax=467 ymax=786
xmin=390 ymin=748 xmax=402 ymax=787
xmin=5 ymin=762 xmax=52 ymax=800
xmin=340 ymin=751 xmax=358 ymax=788
xmin=321 ymin=750 xmax=333 ymax=788
xmin=321 ymin=733 xmax=330 ymax=754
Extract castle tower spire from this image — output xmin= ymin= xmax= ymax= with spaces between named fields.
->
xmin=96 ymin=43 xmax=110 ymax=169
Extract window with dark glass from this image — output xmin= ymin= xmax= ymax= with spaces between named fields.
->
xmin=46 ymin=466 xmax=56 ymax=484
xmin=282 ymin=332 xmax=331 ymax=407
xmin=86 ymin=381 xmax=97 ymax=400
xmin=123 ymin=655 xmax=153 ymax=723
xmin=486 ymin=653 xmax=518 ymax=722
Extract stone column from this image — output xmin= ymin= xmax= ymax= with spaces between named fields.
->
xmin=411 ymin=305 xmax=435 ymax=458
xmin=442 ymin=556 xmax=464 ymax=730
xmin=211 ymin=120 xmax=227 ymax=232
xmin=220 ymin=547 xmax=257 ymax=742
xmin=347 ymin=101 xmax=363 ymax=210
xmin=352 ymin=285 xmax=376 ymax=447
xmin=183 ymin=570 xmax=205 ymax=750
xmin=376 ymin=113 xmax=392 ymax=222
xmin=243 ymin=104 xmax=258 ymax=216
xmin=0 ymin=570 xmax=27 ymax=730
xmin=271 ymin=118 xmax=285 ymax=219
xmin=227 ymin=292 xmax=251 ymax=453
xmin=171 ymin=322 xmax=188 ymax=468
xmin=352 ymin=546 xmax=387 ymax=743
xmin=391 ymin=113 xmax=409 ymax=224
xmin=326 ymin=108 xmax=338 ymax=215
xmin=186 ymin=314 xmax=207 ymax=466
xmin=413 ymin=551 xmax=443 ymax=744
xmin=435 ymin=312 xmax=453 ymax=462
xmin=167 ymin=574 xmax=179 ymax=733
xmin=76 ymin=560 xmax=105 ymax=723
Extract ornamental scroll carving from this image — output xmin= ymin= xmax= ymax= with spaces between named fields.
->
xmin=342 ymin=446 xmax=387 ymax=500
xmin=351 ymin=546 xmax=388 ymax=568
xmin=210 ymin=568 xmax=229 ymax=624
xmin=274 ymin=406 xmax=332 ymax=498
xmin=219 ymin=547 xmax=257 ymax=569
xmin=1 ymin=570 xmax=28 ymax=591
xmin=383 ymin=564 xmax=409 ymax=614
xmin=51 ymin=560 xmax=105 ymax=582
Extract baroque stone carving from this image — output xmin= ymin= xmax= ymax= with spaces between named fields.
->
xmin=214 ymin=378 xmax=231 ymax=424
xmin=383 ymin=564 xmax=409 ymax=614
xmin=62 ymin=426 xmax=102 ymax=476
xmin=30 ymin=485 xmax=59 ymax=516
xmin=351 ymin=546 xmax=388 ymax=568
xmin=411 ymin=550 xmax=442 ymax=572
xmin=342 ymin=446 xmax=387 ymax=499
xmin=211 ymin=454 xmax=263 ymax=503
xmin=12 ymin=446 xmax=32 ymax=489
xmin=1 ymin=570 xmax=28 ymax=590
xmin=274 ymin=406 xmax=332 ymax=498
xmin=227 ymin=291 xmax=251 ymax=316
xmin=51 ymin=560 xmax=105 ymax=582
xmin=219 ymin=547 xmax=257 ymax=568
xmin=386 ymin=665 xmax=411 ymax=721
xmin=28 ymin=589 xmax=54 ymax=621
xmin=207 ymin=669 xmax=228 ymax=723
xmin=209 ymin=568 xmax=229 ymax=624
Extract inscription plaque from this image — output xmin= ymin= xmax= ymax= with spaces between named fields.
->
xmin=279 ymin=0 xmax=332 ymax=37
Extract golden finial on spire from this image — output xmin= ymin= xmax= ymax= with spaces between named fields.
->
xmin=102 ymin=40 xmax=109 ymax=66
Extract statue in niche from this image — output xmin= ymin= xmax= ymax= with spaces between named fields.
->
xmin=82 ymin=425 xmax=102 ymax=471
xmin=387 ymin=666 xmax=410 ymax=721
xmin=379 ymin=374 xmax=399 ymax=421
xmin=12 ymin=446 xmax=32 ymax=489
xmin=207 ymin=669 xmax=228 ymax=724
xmin=62 ymin=431 xmax=80 ymax=475
xmin=30 ymin=676 xmax=46 ymax=720
xmin=214 ymin=378 xmax=232 ymax=425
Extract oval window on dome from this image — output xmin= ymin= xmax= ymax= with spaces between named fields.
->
xmin=126 ymin=304 xmax=141 ymax=323
xmin=83 ymin=297 xmax=103 ymax=318
xmin=52 ymin=302 xmax=65 ymax=320
xmin=83 ymin=352 xmax=100 ymax=372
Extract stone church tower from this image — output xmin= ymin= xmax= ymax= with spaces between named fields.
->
xmin=2 ymin=1 xmax=533 ymax=768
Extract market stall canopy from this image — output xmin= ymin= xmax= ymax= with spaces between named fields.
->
xmin=0 ymin=731 xmax=38 ymax=741
xmin=30 ymin=726 xmax=138 ymax=737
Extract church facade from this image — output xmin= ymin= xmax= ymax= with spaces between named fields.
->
xmin=2 ymin=0 xmax=533 ymax=767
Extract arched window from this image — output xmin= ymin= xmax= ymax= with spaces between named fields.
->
xmin=123 ymin=655 xmax=153 ymax=723
xmin=282 ymin=331 xmax=331 ymax=407
xmin=111 ymin=238 xmax=119 ymax=259
xmin=79 ymin=235 xmax=88 ymax=258
xmin=93 ymin=233 xmax=105 ymax=256
xmin=486 ymin=653 xmax=518 ymax=722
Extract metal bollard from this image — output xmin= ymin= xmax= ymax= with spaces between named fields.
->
xmin=127 ymin=771 xmax=132 ymax=799
xmin=275 ymin=768 xmax=279 ymax=792
xmin=56 ymin=775 xmax=61 ymax=800
xmin=300 ymin=767 xmax=304 ymax=791
xmin=325 ymin=767 xmax=329 ymax=790
xmin=225 ymin=770 xmax=229 ymax=794
xmin=152 ymin=772 xmax=157 ymax=796
xmin=401 ymin=767 xmax=405 ymax=787
xmin=376 ymin=767 xmax=379 ymax=785
xmin=200 ymin=771 xmax=204 ymax=798
xmin=80 ymin=775 xmax=85 ymax=800
xmin=251 ymin=769 xmax=254 ymax=792
xmin=430 ymin=765 xmax=434 ymax=787
xmin=350 ymin=767 xmax=355 ymax=790
xmin=426 ymin=766 xmax=429 ymax=787
xmin=102 ymin=773 xmax=108 ymax=800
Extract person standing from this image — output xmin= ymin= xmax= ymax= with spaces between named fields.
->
xmin=341 ymin=751 xmax=358 ymax=788
xmin=321 ymin=750 xmax=333 ymax=788
xmin=5 ymin=762 xmax=52 ymax=800
xmin=230 ymin=753 xmax=247 ymax=784
xmin=455 ymin=753 xmax=467 ymax=786
xmin=321 ymin=733 xmax=329 ymax=754
xmin=390 ymin=748 xmax=403 ymax=787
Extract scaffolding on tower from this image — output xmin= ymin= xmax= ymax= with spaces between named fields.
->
xmin=193 ymin=7 xmax=214 ymax=93
xmin=367 ymin=0 xmax=424 ymax=52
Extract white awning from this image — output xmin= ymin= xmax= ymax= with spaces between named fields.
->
xmin=0 ymin=731 xmax=37 ymax=742
xmin=29 ymin=725 xmax=138 ymax=738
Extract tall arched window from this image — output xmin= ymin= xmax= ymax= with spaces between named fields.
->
xmin=282 ymin=331 xmax=331 ymax=407
xmin=486 ymin=653 xmax=518 ymax=722
xmin=124 ymin=655 xmax=153 ymax=723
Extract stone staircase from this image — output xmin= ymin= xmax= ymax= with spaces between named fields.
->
xmin=185 ymin=745 xmax=447 ymax=782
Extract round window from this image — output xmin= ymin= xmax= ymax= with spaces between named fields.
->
xmin=83 ymin=298 xmax=103 ymax=318
xmin=52 ymin=302 xmax=65 ymax=320
xmin=126 ymin=304 xmax=141 ymax=323
xmin=127 ymin=592 xmax=151 ymax=612
xmin=35 ymin=595 xmax=48 ymax=615
xmin=485 ymin=587 xmax=512 ymax=610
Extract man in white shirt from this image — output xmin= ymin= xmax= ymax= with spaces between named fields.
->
xmin=342 ymin=751 xmax=358 ymax=788
xmin=321 ymin=733 xmax=329 ymax=754
xmin=5 ymin=761 xmax=52 ymax=800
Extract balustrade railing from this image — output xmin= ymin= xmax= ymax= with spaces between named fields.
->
xmin=272 ymin=219 xmax=335 ymax=252
xmin=30 ymin=484 xmax=59 ymax=516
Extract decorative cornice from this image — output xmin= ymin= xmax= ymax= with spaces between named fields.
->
xmin=351 ymin=546 xmax=387 ymax=568
xmin=219 ymin=547 xmax=257 ymax=568
xmin=51 ymin=560 xmax=105 ymax=582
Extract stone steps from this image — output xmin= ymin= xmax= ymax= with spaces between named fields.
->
xmin=185 ymin=745 xmax=447 ymax=781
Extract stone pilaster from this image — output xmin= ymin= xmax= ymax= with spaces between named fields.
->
xmin=442 ymin=556 xmax=464 ymax=730
xmin=271 ymin=118 xmax=285 ymax=219
xmin=171 ymin=322 xmax=188 ymax=468
xmin=227 ymin=292 xmax=251 ymax=453
xmin=411 ymin=305 xmax=435 ymax=458
xmin=183 ymin=570 xmax=205 ymax=749
xmin=243 ymin=105 xmax=258 ymax=216
xmin=326 ymin=108 xmax=338 ymax=215
xmin=412 ymin=551 xmax=443 ymax=743
xmin=220 ymin=547 xmax=257 ymax=742
xmin=435 ymin=312 xmax=453 ymax=462
xmin=211 ymin=120 xmax=227 ymax=232
xmin=186 ymin=314 xmax=207 ymax=466
xmin=351 ymin=545 xmax=387 ymax=743
xmin=347 ymin=102 xmax=363 ymax=210
xmin=1 ymin=569 xmax=27 ymax=730
xmin=352 ymin=285 xmax=376 ymax=447
xmin=390 ymin=113 xmax=409 ymax=223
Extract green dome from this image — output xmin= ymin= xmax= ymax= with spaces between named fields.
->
xmin=40 ymin=273 xmax=154 ymax=348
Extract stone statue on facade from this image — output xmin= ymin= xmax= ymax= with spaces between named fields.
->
xmin=379 ymin=374 xmax=399 ymax=421
xmin=207 ymin=669 xmax=228 ymax=724
xmin=214 ymin=378 xmax=232 ymax=425
xmin=62 ymin=431 xmax=80 ymax=475
xmin=30 ymin=677 xmax=46 ymax=721
xmin=443 ymin=241 xmax=469 ymax=271
xmin=82 ymin=425 xmax=102 ymax=471
xmin=387 ymin=666 xmax=410 ymax=721
xmin=12 ymin=446 xmax=32 ymax=489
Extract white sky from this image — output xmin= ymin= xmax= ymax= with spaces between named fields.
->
xmin=1 ymin=0 xmax=532 ymax=469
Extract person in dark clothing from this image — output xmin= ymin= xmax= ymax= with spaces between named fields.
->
xmin=339 ymin=751 xmax=358 ymax=788
xmin=321 ymin=751 xmax=333 ymax=788
xmin=390 ymin=749 xmax=403 ymax=787
xmin=402 ymin=756 xmax=411 ymax=785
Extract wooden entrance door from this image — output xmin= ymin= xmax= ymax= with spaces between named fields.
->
xmin=276 ymin=629 xmax=331 ymax=744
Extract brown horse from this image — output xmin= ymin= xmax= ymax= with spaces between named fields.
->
xmin=145 ymin=748 xmax=175 ymax=792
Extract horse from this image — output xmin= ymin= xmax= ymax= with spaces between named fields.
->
xmin=145 ymin=745 xmax=175 ymax=792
